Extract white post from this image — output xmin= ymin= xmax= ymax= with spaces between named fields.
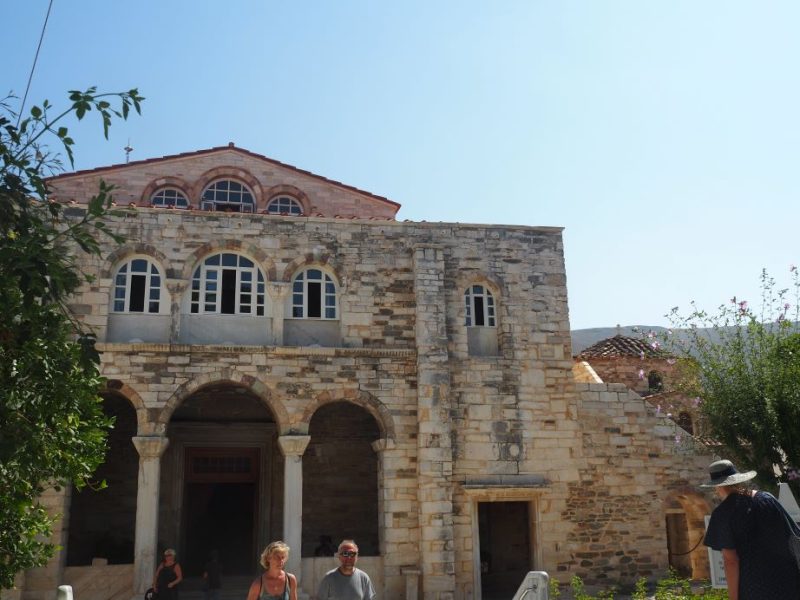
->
xmin=278 ymin=436 xmax=311 ymax=587
xmin=132 ymin=436 xmax=170 ymax=598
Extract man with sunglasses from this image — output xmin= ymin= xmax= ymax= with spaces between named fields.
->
xmin=317 ymin=540 xmax=376 ymax=600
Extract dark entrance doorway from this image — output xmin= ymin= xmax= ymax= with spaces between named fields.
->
xmin=182 ymin=447 xmax=259 ymax=577
xmin=478 ymin=501 xmax=531 ymax=600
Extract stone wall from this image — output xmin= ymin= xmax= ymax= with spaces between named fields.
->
xmin=566 ymin=382 xmax=713 ymax=588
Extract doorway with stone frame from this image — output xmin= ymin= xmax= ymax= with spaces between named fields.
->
xmin=477 ymin=501 xmax=533 ymax=600
xmin=181 ymin=447 xmax=259 ymax=577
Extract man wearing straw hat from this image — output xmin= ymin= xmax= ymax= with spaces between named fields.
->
xmin=702 ymin=459 xmax=800 ymax=600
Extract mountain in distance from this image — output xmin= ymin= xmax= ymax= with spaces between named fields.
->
xmin=571 ymin=325 xmax=677 ymax=356
xmin=570 ymin=324 xmax=756 ymax=357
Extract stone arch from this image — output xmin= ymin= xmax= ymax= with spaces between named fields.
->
xmin=264 ymin=184 xmax=311 ymax=215
xmin=158 ymin=369 xmax=289 ymax=433
xmin=192 ymin=166 xmax=264 ymax=208
xmin=299 ymin=389 xmax=395 ymax=441
xmin=456 ymin=272 xmax=504 ymax=300
xmin=102 ymin=379 xmax=152 ymax=435
xmin=68 ymin=384 xmax=140 ymax=565
xmin=140 ymin=176 xmax=193 ymax=208
xmin=280 ymin=252 xmax=343 ymax=285
xmin=663 ymin=487 xmax=712 ymax=580
xmin=179 ymin=240 xmax=277 ymax=282
xmin=102 ymin=244 xmax=171 ymax=278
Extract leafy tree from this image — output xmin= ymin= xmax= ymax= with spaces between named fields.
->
xmin=0 ymin=88 xmax=143 ymax=589
xmin=666 ymin=268 xmax=800 ymax=490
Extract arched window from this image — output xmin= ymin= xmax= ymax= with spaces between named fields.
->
xmin=292 ymin=269 xmax=337 ymax=319
xmin=648 ymin=371 xmax=664 ymax=392
xmin=266 ymin=196 xmax=303 ymax=215
xmin=113 ymin=258 xmax=162 ymax=313
xmin=464 ymin=285 xmax=496 ymax=327
xmin=150 ymin=187 xmax=189 ymax=209
xmin=201 ymin=180 xmax=255 ymax=213
xmin=677 ymin=412 xmax=694 ymax=435
xmin=190 ymin=253 xmax=265 ymax=315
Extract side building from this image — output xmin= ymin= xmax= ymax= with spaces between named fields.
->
xmin=14 ymin=145 xmax=713 ymax=600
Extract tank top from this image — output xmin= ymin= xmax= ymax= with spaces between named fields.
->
xmin=258 ymin=573 xmax=290 ymax=600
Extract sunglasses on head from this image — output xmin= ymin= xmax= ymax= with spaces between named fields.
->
xmin=339 ymin=551 xmax=358 ymax=558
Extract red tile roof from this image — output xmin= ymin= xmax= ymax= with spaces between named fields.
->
xmin=45 ymin=143 xmax=401 ymax=210
xmin=576 ymin=334 xmax=668 ymax=359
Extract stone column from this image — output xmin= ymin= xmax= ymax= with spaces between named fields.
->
xmin=132 ymin=436 xmax=170 ymax=598
xmin=277 ymin=435 xmax=311 ymax=586
xmin=167 ymin=281 xmax=186 ymax=344
xmin=412 ymin=245 xmax=455 ymax=600
xmin=267 ymin=282 xmax=291 ymax=345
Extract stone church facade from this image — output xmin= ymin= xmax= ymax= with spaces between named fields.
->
xmin=14 ymin=145 xmax=713 ymax=600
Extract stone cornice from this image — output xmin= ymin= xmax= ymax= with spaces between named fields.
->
xmin=97 ymin=342 xmax=415 ymax=358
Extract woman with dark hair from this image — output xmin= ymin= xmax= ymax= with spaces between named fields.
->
xmin=702 ymin=459 xmax=800 ymax=600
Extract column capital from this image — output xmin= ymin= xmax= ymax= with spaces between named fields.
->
xmin=132 ymin=436 xmax=170 ymax=459
xmin=267 ymin=281 xmax=292 ymax=299
xmin=278 ymin=435 xmax=311 ymax=458
xmin=371 ymin=438 xmax=396 ymax=453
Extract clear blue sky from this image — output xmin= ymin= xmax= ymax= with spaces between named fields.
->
xmin=4 ymin=1 xmax=798 ymax=329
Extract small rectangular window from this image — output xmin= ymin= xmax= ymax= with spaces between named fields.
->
xmin=474 ymin=296 xmax=485 ymax=326
xmin=308 ymin=282 xmax=322 ymax=318
xmin=221 ymin=269 xmax=236 ymax=314
xmin=129 ymin=275 xmax=146 ymax=312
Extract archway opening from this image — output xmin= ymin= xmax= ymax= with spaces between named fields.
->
xmin=163 ymin=383 xmax=277 ymax=581
xmin=664 ymin=491 xmax=712 ymax=580
xmin=66 ymin=392 xmax=138 ymax=565
xmin=302 ymin=401 xmax=381 ymax=556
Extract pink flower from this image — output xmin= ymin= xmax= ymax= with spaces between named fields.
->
xmin=692 ymin=397 xmax=701 ymax=407
xmin=638 ymin=369 xmax=645 ymax=380
xmin=656 ymin=404 xmax=662 ymax=415
xmin=639 ymin=351 xmax=645 ymax=360
xmin=651 ymin=341 xmax=660 ymax=351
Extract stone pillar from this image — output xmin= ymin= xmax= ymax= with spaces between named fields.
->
xmin=132 ymin=436 xmax=169 ymax=597
xmin=267 ymin=282 xmax=291 ymax=345
xmin=277 ymin=435 xmax=311 ymax=586
xmin=412 ymin=245 xmax=455 ymax=600
xmin=167 ymin=281 xmax=186 ymax=344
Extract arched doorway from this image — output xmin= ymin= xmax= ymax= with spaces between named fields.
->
xmin=302 ymin=402 xmax=381 ymax=556
xmin=161 ymin=383 xmax=278 ymax=579
xmin=66 ymin=392 xmax=138 ymax=565
xmin=664 ymin=490 xmax=711 ymax=580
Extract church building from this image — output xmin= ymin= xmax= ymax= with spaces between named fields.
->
xmin=16 ymin=145 xmax=713 ymax=600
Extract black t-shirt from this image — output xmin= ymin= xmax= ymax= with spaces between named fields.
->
xmin=704 ymin=491 xmax=800 ymax=600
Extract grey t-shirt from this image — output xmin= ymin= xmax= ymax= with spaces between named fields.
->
xmin=317 ymin=568 xmax=376 ymax=600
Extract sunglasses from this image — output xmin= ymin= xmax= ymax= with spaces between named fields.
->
xmin=339 ymin=551 xmax=358 ymax=558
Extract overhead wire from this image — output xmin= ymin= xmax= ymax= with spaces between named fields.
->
xmin=17 ymin=0 xmax=55 ymax=126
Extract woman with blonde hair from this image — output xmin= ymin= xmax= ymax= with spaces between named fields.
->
xmin=153 ymin=548 xmax=183 ymax=600
xmin=246 ymin=541 xmax=298 ymax=600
